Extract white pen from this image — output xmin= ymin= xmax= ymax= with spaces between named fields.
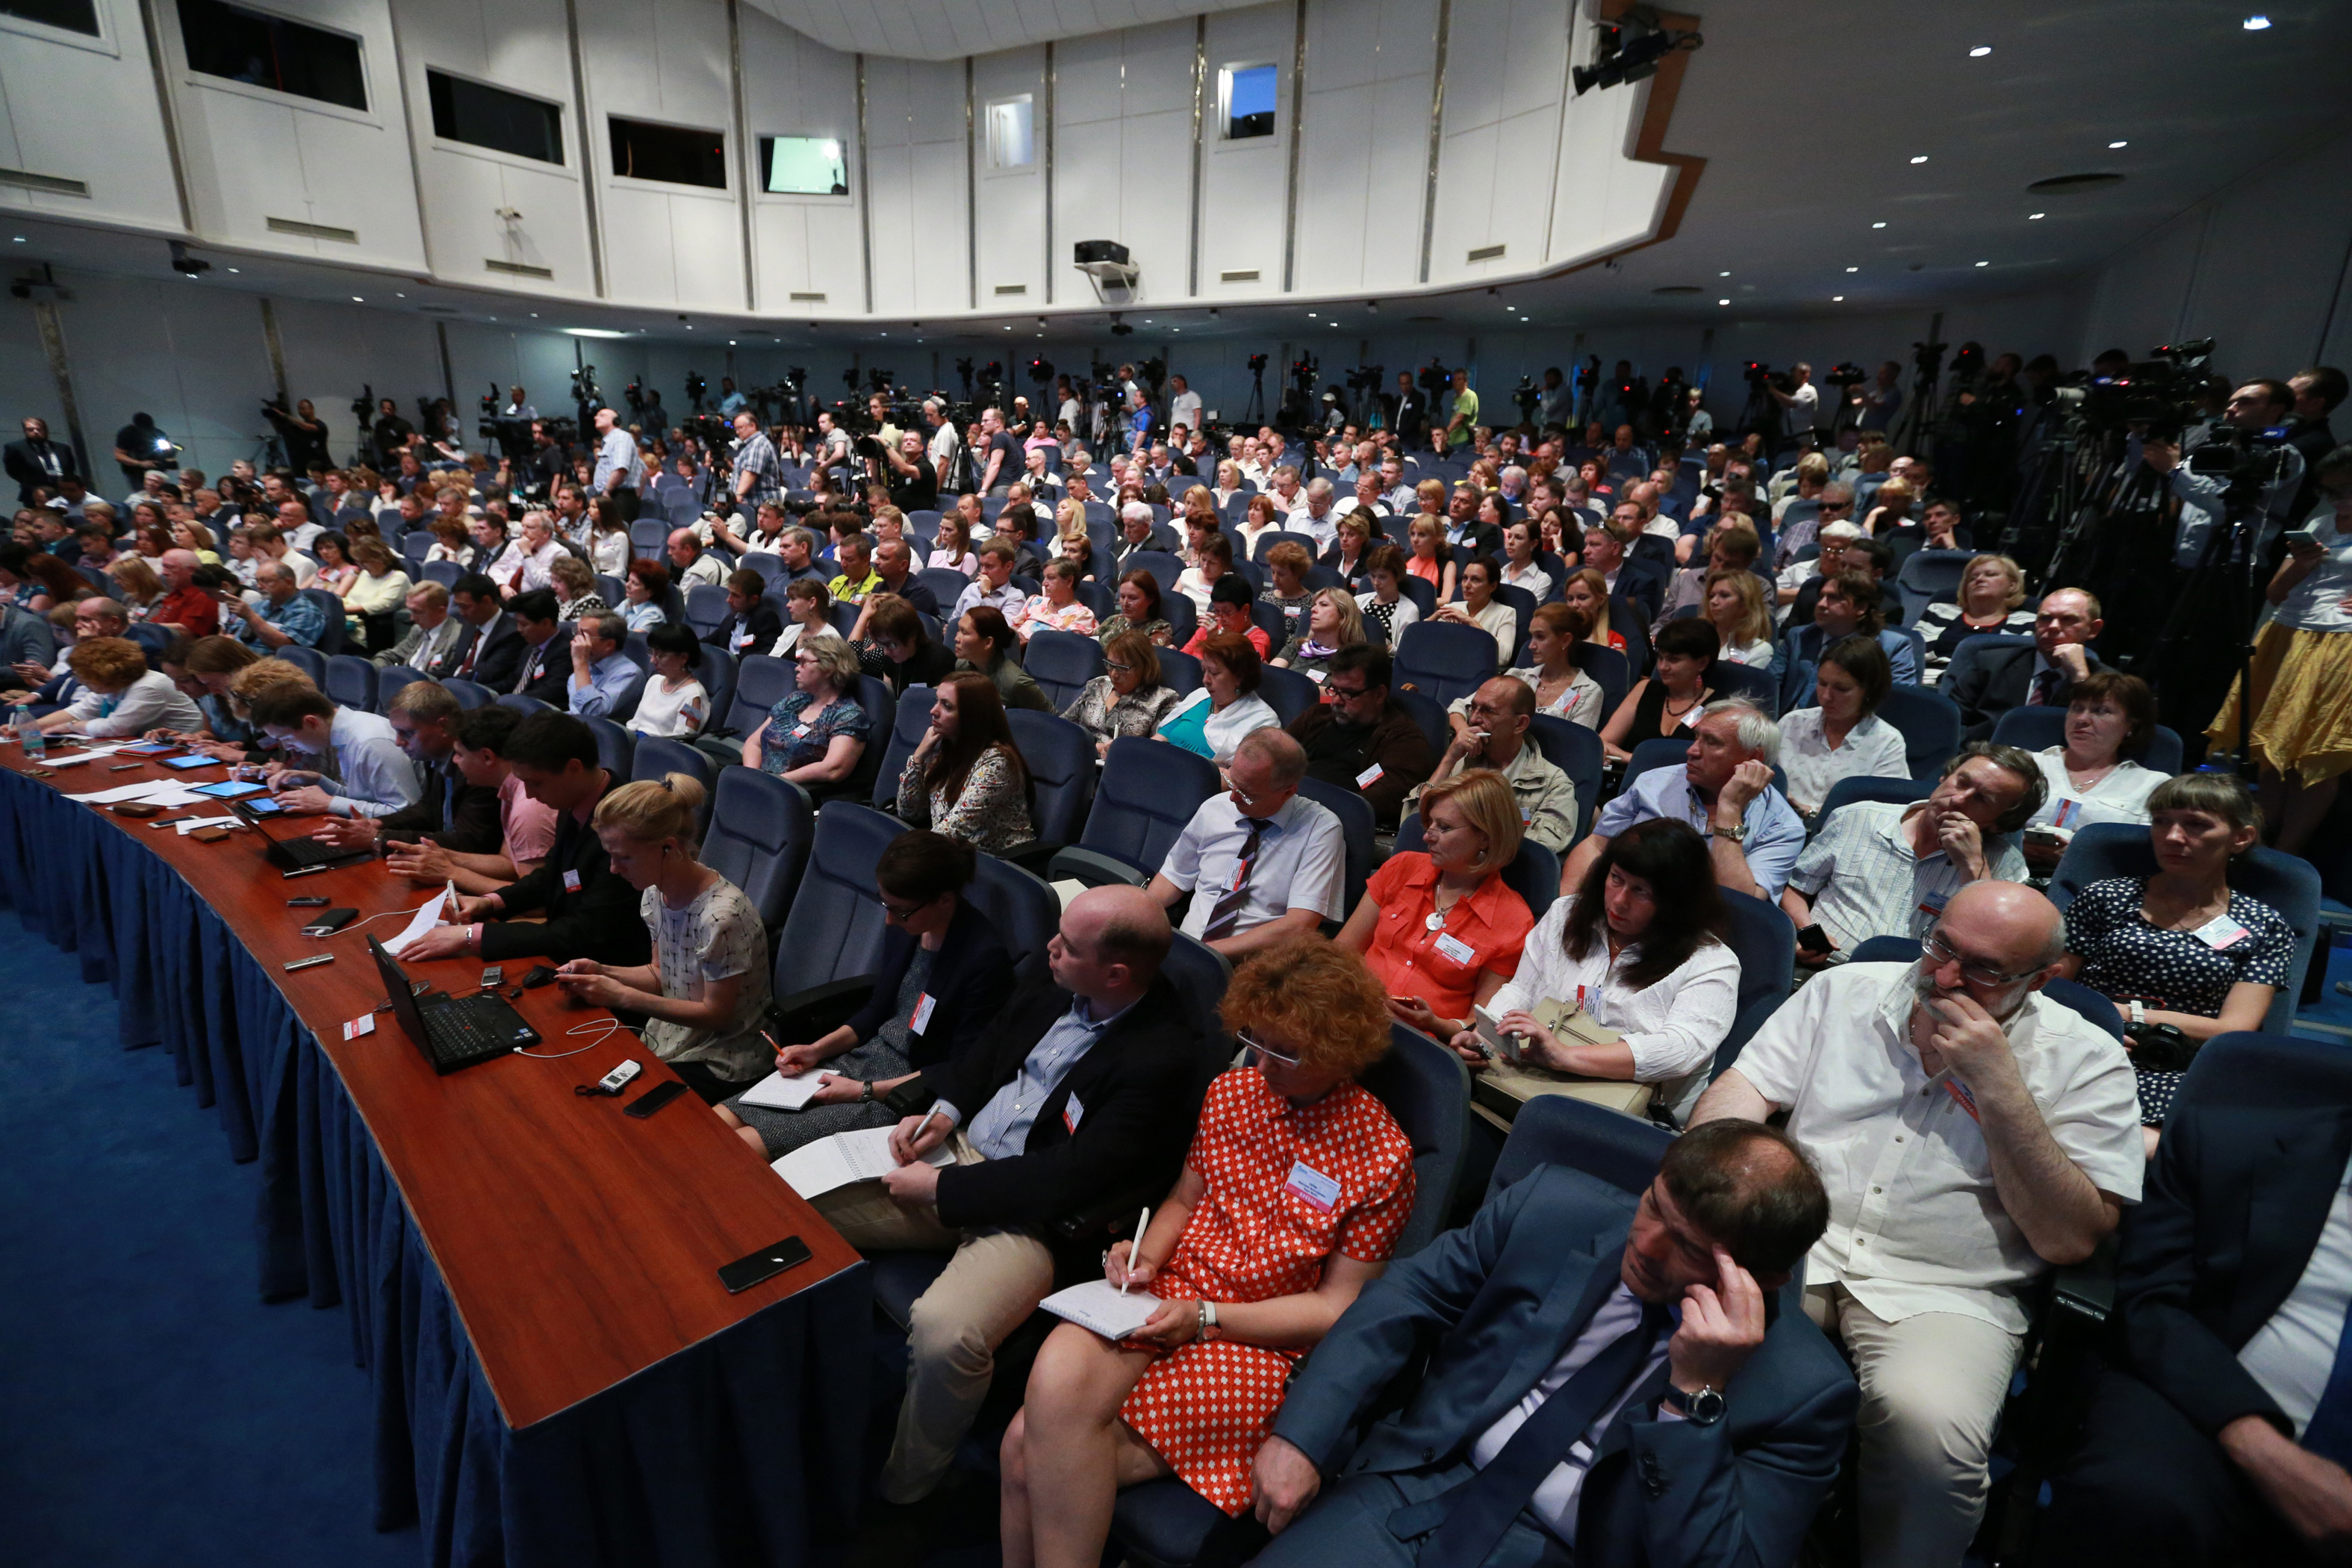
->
xmin=910 ymin=1105 xmax=942 ymax=1153
xmin=1120 ymin=1204 xmax=1151 ymax=1295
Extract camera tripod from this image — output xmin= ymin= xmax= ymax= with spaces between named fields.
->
xmin=1888 ymin=325 xmax=1947 ymax=462
xmin=1242 ymin=363 xmax=1266 ymax=429
xmin=2138 ymin=486 xmax=2269 ymax=779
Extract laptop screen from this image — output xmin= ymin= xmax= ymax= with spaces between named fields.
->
xmin=367 ymin=936 xmax=435 ymax=1054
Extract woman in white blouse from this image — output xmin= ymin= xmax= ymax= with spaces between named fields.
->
xmin=766 ymin=578 xmax=836 ymax=659
xmin=1209 ymin=459 xmax=1248 ymax=511
xmin=2023 ymin=669 xmax=2168 ymax=873
xmin=1450 ymin=817 xmax=1740 ymax=1124
xmin=1704 ymin=568 xmax=1776 ymax=669
xmin=1497 ymin=518 xmax=1555 ymax=600
xmin=1452 ymin=602 xmax=1603 ymax=735
xmin=1431 ymin=557 xmax=1517 ymax=671
xmin=1776 ymin=635 xmax=1911 ymax=822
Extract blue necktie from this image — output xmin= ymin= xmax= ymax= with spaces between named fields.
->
xmin=2295 ymin=1297 xmax=2352 ymax=1469
xmin=1411 ymin=1301 xmax=1671 ymax=1568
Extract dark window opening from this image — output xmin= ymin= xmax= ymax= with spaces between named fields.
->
xmin=429 ymin=71 xmax=563 ymax=165
xmin=1 ymin=0 xmax=100 ymax=37
xmin=177 ymin=0 xmax=367 ymax=112
xmin=609 ymin=116 xmax=726 ymax=189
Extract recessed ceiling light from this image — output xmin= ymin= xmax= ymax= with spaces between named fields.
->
xmin=1871 ymin=221 xmax=1887 ymax=229
xmin=1306 ymin=311 xmax=1316 ymax=317
xmin=1968 ymin=45 xmax=1991 ymax=56
xmin=529 ymin=312 xmax=538 ymax=317
xmin=2108 ymin=140 xmax=2129 ymax=149
xmin=351 ymin=296 xmax=364 ymax=302
xmin=1833 ymin=295 xmax=1846 ymax=302
xmin=1909 ymin=155 xmax=1929 ymax=164
xmin=226 ymin=267 xmax=240 ymax=273
xmin=1975 ymin=260 xmax=1991 ymax=267
xmin=564 ymin=327 xmax=630 ymax=338
xmin=1717 ymin=299 xmax=1730 ymax=306
xmin=1719 ymin=270 xmax=1731 ymax=277
xmin=1845 ymin=266 xmax=1858 ymax=273
xmin=8 ymin=237 xmax=21 ymax=243
xmin=2243 ymin=13 xmax=2271 ymax=28
xmin=2029 ymin=211 xmax=2047 ymax=220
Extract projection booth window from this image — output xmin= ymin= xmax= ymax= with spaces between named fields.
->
xmin=1 ymin=0 xmax=99 ymax=37
xmin=986 ymin=96 xmax=1034 ymax=169
xmin=760 ymin=136 xmax=848 ymax=196
xmin=609 ymin=117 xmax=727 ymax=188
xmin=1219 ymin=63 xmax=1277 ymax=140
xmin=428 ymin=72 xmax=563 ymax=165
xmin=178 ymin=0 xmax=366 ymax=112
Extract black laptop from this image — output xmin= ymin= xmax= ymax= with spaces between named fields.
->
xmin=229 ymin=797 xmax=376 ymax=874
xmin=367 ymin=936 xmax=541 ymax=1073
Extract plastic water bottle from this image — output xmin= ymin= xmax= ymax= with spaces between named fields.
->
xmin=14 ymin=704 xmax=44 ymax=761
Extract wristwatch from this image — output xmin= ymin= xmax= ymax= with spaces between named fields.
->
xmin=860 ymin=1080 xmax=876 ymax=1104
xmin=1711 ymin=817 xmax=1748 ymax=844
xmin=1195 ymin=1299 xmax=1221 ymax=1342
xmin=2128 ymin=999 xmax=2147 ymax=1028
xmin=1661 ymin=1382 xmax=1726 ymax=1425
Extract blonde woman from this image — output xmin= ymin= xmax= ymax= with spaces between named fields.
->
xmin=1916 ymin=552 xmax=2035 ymax=675
xmin=1271 ymin=586 xmax=1366 ymax=677
xmin=553 ymin=773 xmax=774 ymax=1104
xmin=1561 ymin=567 xmax=1625 ymax=653
xmin=927 ymin=513 xmax=981 ymax=577
xmin=1704 ymin=567 xmax=1776 ymax=668
xmin=105 ymin=555 xmax=164 ymax=620
xmin=1209 ymin=459 xmax=1247 ymax=509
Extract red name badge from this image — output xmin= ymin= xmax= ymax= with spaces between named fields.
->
xmin=1943 ymin=1077 xmax=1981 ymax=1121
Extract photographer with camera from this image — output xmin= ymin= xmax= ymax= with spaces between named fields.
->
xmin=263 ymin=398 xmax=331 ymax=474
xmin=368 ymin=397 xmax=414 ymax=470
xmin=879 ymin=429 xmax=939 ymax=513
xmin=1765 ymin=361 xmax=1819 ymax=445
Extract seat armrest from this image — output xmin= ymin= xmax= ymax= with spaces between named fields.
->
xmin=766 ymin=974 xmax=880 ymax=1040
xmin=1048 ymin=1180 xmax=1167 ymax=1245
xmin=2050 ymin=1239 xmax=2117 ymax=1326
xmin=999 ymin=839 xmax=1064 ymax=877
xmin=1048 ymin=845 xmax=1150 ymax=889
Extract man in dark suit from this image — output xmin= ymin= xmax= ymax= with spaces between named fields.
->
xmin=820 ymin=885 xmax=1206 ymax=1507
xmin=502 ymin=590 xmax=573 ymax=706
xmin=1252 ymin=1121 xmax=1854 ymax=1568
xmin=1392 ymin=371 xmax=1431 ymax=448
xmin=4 ymin=417 xmax=79 ymax=505
xmin=703 ymin=567 xmax=783 ymax=659
xmin=305 ymin=678 xmax=503 ymax=858
xmin=2029 ymin=1058 xmax=2352 ymax=1567
xmin=1944 ymin=587 xmax=2103 ymax=741
xmin=441 ymin=573 xmax=526 ymax=692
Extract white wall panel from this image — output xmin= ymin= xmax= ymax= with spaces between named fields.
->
xmin=1198 ymin=3 xmax=1292 ymax=301
xmin=1293 ymin=0 xmax=1436 ymax=296
xmin=270 ymin=296 xmax=447 ymax=460
xmin=45 ymin=275 xmax=276 ymax=482
xmin=865 ymin=55 xmax=971 ymax=317
xmin=1546 ymin=77 xmax=1670 ymax=269
xmin=156 ymin=0 xmax=428 ymax=270
xmin=1428 ymin=0 xmax=1564 ymax=287
xmin=1051 ymin=19 xmax=1192 ymax=309
xmin=0 ymin=0 xmax=184 ymax=234
xmin=741 ymin=7 xmax=862 ymax=314
xmin=971 ymin=46 xmax=1047 ymax=305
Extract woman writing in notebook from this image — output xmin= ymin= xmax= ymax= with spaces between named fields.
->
xmin=998 ymin=939 xmax=1414 ymax=1568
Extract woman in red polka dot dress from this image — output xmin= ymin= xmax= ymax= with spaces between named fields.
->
xmin=1000 ymin=939 xmax=1417 ymax=1568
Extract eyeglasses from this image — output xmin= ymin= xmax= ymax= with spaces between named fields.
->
xmin=1236 ymin=1029 xmax=1302 ymax=1068
xmin=1325 ymin=682 xmax=1371 ymax=701
xmin=880 ymin=894 xmax=927 ymax=922
xmin=1922 ymin=930 xmax=2041 ymax=989
xmin=1104 ymin=660 xmax=1133 ymax=673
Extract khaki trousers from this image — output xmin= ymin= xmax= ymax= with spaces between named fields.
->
xmin=1805 ymin=1282 xmax=2025 ymax=1568
xmin=814 ymin=1136 xmax=1057 ymax=1504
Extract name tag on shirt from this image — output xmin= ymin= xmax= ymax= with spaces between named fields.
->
xmin=735 ymin=631 xmax=754 ymax=649
xmin=2193 ymin=913 xmax=2252 ymax=950
xmin=910 ymin=992 xmax=936 ymax=1034
xmin=1307 ymin=668 xmax=1327 ymax=684
xmin=1284 ymin=1160 xmax=1343 ymax=1211
xmin=1063 ymin=1091 xmax=1085 ymax=1133
xmin=1917 ymin=889 xmax=1949 ymax=921
xmin=791 ymin=723 xmax=812 ymax=738
xmin=1355 ymin=762 xmax=1384 ymax=787
xmin=1434 ymin=933 xmax=1477 ymax=966
xmin=2053 ymin=798 xmax=2081 ymax=828
xmin=562 ymin=868 xmax=582 ymax=893
xmin=1944 ymin=1076 xmax=1982 ymax=1121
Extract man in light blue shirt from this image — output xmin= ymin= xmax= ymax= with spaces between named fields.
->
xmin=565 ymin=611 xmax=640 ymax=718
xmin=248 ymin=685 xmax=423 ymax=819
xmin=2144 ymin=379 xmax=2306 ymax=569
xmin=1151 ymin=729 xmax=1347 ymax=956
xmin=1561 ymin=700 xmax=1807 ymax=902
xmin=589 ymin=406 xmax=644 ymax=514
xmin=227 ymin=561 xmax=328 ymax=650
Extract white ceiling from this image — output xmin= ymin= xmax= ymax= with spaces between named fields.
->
xmin=9 ymin=0 xmax=2351 ymax=345
xmin=742 ymin=0 xmax=1264 ymax=60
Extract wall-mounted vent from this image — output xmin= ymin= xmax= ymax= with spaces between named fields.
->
xmin=1466 ymin=243 xmax=1506 ymax=263
xmin=0 ymin=167 xmax=88 ymax=197
xmin=1219 ymin=269 xmax=1259 ymax=283
xmin=788 ymin=291 xmax=827 ymax=302
xmin=418 ymin=305 xmax=461 ymax=314
xmin=993 ymin=284 xmax=1027 ymax=296
xmin=267 ymin=217 xmax=358 ymax=243
xmin=485 ymin=258 xmax=553 ymax=279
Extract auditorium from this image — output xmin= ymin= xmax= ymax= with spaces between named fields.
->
xmin=5 ymin=0 xmax=2352 ymax=1563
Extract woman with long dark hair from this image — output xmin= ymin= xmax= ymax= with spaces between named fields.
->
xmin=899 ymin=668 xmax=1034 ymax=850
xmin=1455 ymin=816 xmax=1738 ymax=1123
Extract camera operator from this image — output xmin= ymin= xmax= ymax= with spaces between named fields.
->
xmin=874 ymin=430 xmax=936 ymax=513
xmin=370 ymin=397 xmax=414 ymax=470
xmin=112 ymin=412 xmax=175 ymax=492
xmin=501 ymin=385 xmax=536 ymax=423
xmin=1768 ymin=361 xmax=1820 ymax=444
xmin=264 ymin=398 xmax=332 ymax=473
xmin=2142 ymin=380 xmax=2306 ymax=572
xmin=2285 ymin=366 xmax=2345 ymax=517
xmin=526 ymin=420 xmax=567 ymax=494
xmin=589 ymin=406 xmax=645 ymax=523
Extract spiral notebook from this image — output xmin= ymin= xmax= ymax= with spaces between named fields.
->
xmin=1039 ymin=1278 xmax=1163 ymax=1340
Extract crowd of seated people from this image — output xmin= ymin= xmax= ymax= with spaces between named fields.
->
xmin=25 ymin=349 xmax=2352 ymax=1568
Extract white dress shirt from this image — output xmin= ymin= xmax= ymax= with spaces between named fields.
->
xmin=1159 ymin=791 xmax=1347 ymax=941
xmin=1776 ymin=708 xmax=1911 ymax=818
xmin=2026 ymin=747 xmax=2166 ymax=839
xmin=2239 ymin=1150 xmax=2352 ymax=1436
xmin=491 ymin=538 xmax=566 ymax=594
xmin=1487 ymin=895 xmax=1741 ymax=1118
xmin=1732 ymin=962 xmax=2144 ymax=1333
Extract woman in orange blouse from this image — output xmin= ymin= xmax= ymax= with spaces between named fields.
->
xmin=1336 ymin=768 xmax=1534 ymax=1041
xmin=1000 ymin=940 xmax=1415 ymax=1568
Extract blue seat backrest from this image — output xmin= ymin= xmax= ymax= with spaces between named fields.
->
xmin=441 ymin=677 xmax=491 ymax=709
xmin=495 ymin=693 xmax=556 ymax=718
xmin=1161 ymin=592 xmax=1199 ymax=647
xmin=1024 ymin=627 xmax=1107 ymax=711
xmin=1493 ymin=584 xmax=1536 ymax=665
xmin=691 ymin=644 xmax=735 ymax=736
xmin=1355 ymin=1024 xmax=1472 ymax=1258
xmin=2050 ymin=822 xmax=2319 ymax=1034
xmin=1572 ymin=641 xmax=1631 ymax=724
xmin=968 ymin=852 xmax=1060 ymax=986
xmin=297 ymin=588 xmax=347 ymax=656
xmin=1157 ymin=931 xmax=1232 ymax=1036
xmin=374 ymin=665 xmax=427 ymax=714
xmin=2179 ymin=1032 xmax=2352 ymax=1113
xmin=1486 ymin=1092 xmax=1671 ymax=1204
xmin=420 ymin=560 xmax=461 ymax=590
xmin=1256 ymin=665 xmax=1319 ymax=728
xmin=1991 ymin=705 xmax=2185 ymax=778
xmin=1295 ymin=774 xmax=1376 ymax=912
xmin=1876 ymin=682 xmax=1964 ymax=781
xmin=915 ymin=567 xmax=972 ymax=611
xmin=1004 ymin=708 xmax=1095 ymax=844
xmin=1528 ymin=715 xmax=1604 ymax=843
xmin=1711 ymin=660 xmax=1778 ymax=717
xmin=629 ymin=736 xmax=715 ymax=828
xmin=684 ymin=583 xmax=730 ymax=635
xmin=324 ymin=653 xmax=376 ymax=713
xmin=773 ymin=800 xmax=897 ymax=995
xmin=874 ymin=684 xmax=935 ymax=811
xmin=1399 ymin=575 xmax=1438 ymax=619
xmin=1941 ymin=632 xmax=2033 ymax=699
xmin=1395 ymin=620 xmax=1502 ymax=707
xmin=1123 ymin=551 xmax=1185 ymax=591
xmin=1712 ymin=887 xmax=1796 ymax=1077
xmin=1896 ymin=548 xmax=1973 ymax=599
xmin=276 ymin=644 xmax=328 ymax=686
xmin=1389 ymin=685 xmax=1450 ymax=759
xmin=1080 ymin=735 xmax=1220 ymax=874
xmin=583 ymin=714 xmax=635 ymax=780
xmin=1395 ymin=813 xmax=1559 ymax=919
xmin=1155 ymin=646 xmax=1202 ymax=697
xmin=724 ymin=653 xmax=794 ymax=738
xmin=703 ymin=768 xmax=814 ymax=931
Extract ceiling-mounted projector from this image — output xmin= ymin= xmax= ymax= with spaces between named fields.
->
xmin=1074 ymin=239 xmax=1138 ymax=302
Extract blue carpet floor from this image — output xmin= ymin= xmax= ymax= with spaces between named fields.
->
xmin=0 ymin=917 xmax=417 ymax=1568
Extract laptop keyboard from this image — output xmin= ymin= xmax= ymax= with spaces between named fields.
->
xmin=280 ymin=836 xmax=353 ymax=868
xmin=422 ymin=998 xmax=520 ymax=1063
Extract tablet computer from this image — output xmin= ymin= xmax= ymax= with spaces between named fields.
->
xmin=119 ymin=741 xmax=177 ymax=756
xmin=188 ymin=778 xmax=266 ymax=800
xmin=164 ymin=753 xmax=222 ymax=770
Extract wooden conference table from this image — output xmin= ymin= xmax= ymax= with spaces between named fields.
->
xmin=0 ymin=737 xmax=866 ymax=1565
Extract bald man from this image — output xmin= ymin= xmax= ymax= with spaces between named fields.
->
xmin=1692 ymin=882 xmax=2142 ymax=1568
xmin=812 ymin=883 xmax=1209 ymax=1505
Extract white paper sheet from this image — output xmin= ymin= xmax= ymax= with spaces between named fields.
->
xmin=735 ymin=1068 xmax=831 ymax=1111
xmin=1038 ymin=1279 xmax=1165 ymax=1340
xmin=66 ymin=779 xmax=196 ymax=805
xmin=43 ymin=744 xmax=134 ymax=768
xmin=382 ymin=882 xmax=460 ymax=958
xmin=174 ymin=815 xmax=244 ymax=836
xmin=770 ymin=1127 xmax=954 ymax=1199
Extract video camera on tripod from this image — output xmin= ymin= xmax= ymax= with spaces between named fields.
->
xmin=1511 ymin=376 xmax=1542 ymax=420
xmin=2052 ymin=338 xmax=2215 ymax=441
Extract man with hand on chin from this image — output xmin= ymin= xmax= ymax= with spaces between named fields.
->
xmin=1562 ymin=700 xmax=1805 ymax=902
xmin=1248 ymin=1120 xmax=1854 ymax=1568
xmin=1690 ymin=883 xmax=2141 ymax=1568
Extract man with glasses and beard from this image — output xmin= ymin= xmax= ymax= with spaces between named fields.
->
xmin=1690 ymin=882 xmax=2142 ymax=1568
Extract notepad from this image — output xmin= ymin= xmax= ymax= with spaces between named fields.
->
xmin=736 ymin=1067 xmax=831 ymax=1111
xmin=770 ymin=1127 xmax=953 ymax=1199
xmin=1039 ymin=1278 xmax=1165 ymax=1340
xmin=382 ymin=884 xmax=458 ymax=958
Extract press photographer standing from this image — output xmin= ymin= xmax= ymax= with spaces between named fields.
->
xmin=264 ymin=398 xmax=330 ymax=474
